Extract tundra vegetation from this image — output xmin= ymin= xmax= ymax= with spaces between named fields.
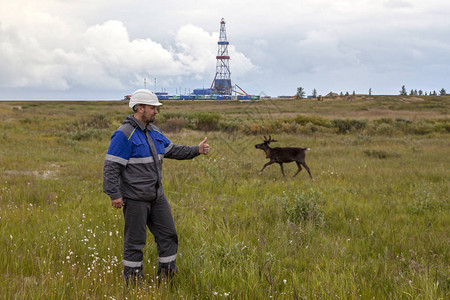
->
xmin=0 ymin=96 xmax=449 ymax=299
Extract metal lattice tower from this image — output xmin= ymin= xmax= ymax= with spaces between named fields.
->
xmin=211 ymin=18 xmax=232 ymax=95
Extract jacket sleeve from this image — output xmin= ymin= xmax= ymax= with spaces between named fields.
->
xmin=164 ymin=143 xmax=200 ymax=160
xmin=103 ymin=131 xmax=130 ymax=200
xmin=154 ymin=127 xmax=200 ymax=160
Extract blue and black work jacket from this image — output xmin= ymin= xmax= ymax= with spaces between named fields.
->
xmin=103 ymin=115 xmax=199 ymax=201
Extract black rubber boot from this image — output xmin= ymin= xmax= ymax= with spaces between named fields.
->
xmin=124 ymin=266 xmax=144 ymax=286
xmin=157 ymin=261 xmax=176 ymax=282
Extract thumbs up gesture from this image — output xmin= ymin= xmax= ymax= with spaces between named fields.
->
xmin=198 ymin=137 xmax=210 ymax=155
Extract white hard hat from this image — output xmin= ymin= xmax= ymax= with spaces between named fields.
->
xmin=129 ymin=89 xmax=162 ymax=108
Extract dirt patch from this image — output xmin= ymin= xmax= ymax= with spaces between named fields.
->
xmin=399 ymin=97 xmax=425 ymax=103
xmin=3 ymin=164 xmax=61 ymax=179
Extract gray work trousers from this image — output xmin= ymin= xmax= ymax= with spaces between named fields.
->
xmin=122 ymin=194 xmax=178 ymax=281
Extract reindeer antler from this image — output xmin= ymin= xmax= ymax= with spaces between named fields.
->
xmin=264 ymin=135 xmax=277 ymax=144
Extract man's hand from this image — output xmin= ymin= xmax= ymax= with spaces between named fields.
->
xmin=198 ymin=137 xmax=210 ymax=155
xmin=111 ymin=197 xmax=124 ymax=208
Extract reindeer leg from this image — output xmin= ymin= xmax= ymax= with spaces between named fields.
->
xmin=301 ymin=161 xmax=313 ymax=180
xmin=293 ymin=161 xmax=303 ymax=178
xmin=278 ymin=163 xmax=286 ymax=178
xmin=259 ymin=161 xmax=275 ymax=175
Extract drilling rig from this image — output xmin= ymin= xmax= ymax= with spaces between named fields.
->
xmin=211 ymin=18 xmax=232 ymax=95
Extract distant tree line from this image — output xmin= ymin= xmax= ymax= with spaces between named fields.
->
xmin=400 ymin=85 xmax=446 ymax=96
xmin=295 ymin=87 xmax=356 ymax=99
xmin=293 ymin=85 xmax=447 ymax=99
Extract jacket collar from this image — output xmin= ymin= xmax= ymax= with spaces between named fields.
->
xmin=124 ymin=115 xmax=146 ymax=131
xmin=125 ymin=115 xmax=157 ymax=132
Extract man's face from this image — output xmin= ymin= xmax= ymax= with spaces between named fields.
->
xmin=141 ymin=104 xmax=158 ymax=123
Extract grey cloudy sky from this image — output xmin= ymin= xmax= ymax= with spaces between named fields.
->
xmin=0 ymin=0 xmax=449 ymax=99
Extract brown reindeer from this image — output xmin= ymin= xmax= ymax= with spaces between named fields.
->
xmin=255 ymin=136 xmax=313 ymax=179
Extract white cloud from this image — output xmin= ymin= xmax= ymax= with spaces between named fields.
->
xmin=0 ymin=0 xmax=449 ymax=98
xmin=384 ymin=0 xmax=413 ymax=9
xmin=174 ymin=24 xmax=217 ymax=76
xmin=0 ymin=16 xmax=254 ymax=93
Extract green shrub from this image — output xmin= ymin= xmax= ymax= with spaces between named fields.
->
xmin=376 ymin=123 xmax=395 ymax=136
xmin=409 ymin=187 xmax=437 ymax=215
xmin=293 ymin=114 xmax=331 ymax=127
xmin=364 ymin=149 xmax=400 ymax=159
xmin=280 ymin=121 xmax=299 ymax=133
xmin=190 ymin=112 xmax=221 ymax=132
xmin=158 ymin=112 xmax=187 ymax=123
xmin=219 ymin=119 xmax=241 ymax=134
xmin=332 ymin=119 xmax=368 ymax=134
xmin=374 ymin=118 xmax=394 ymax=125
xmin=213 ymin=241 xmax=252 ymax=268
xmin=62 ymin=114 xmax=111 ymax=140
xmin=81 ymin=114 xmax=110 ymax=129
xmin=159 ymin=118 xmax=185 ymax=133
xmin=67 ymin=128 xmax=105 ymax=141
xmin=444 ymin=122 xmax=450 ymax=133
xmin=282 ymin=190 xmax=324 ymax=226
xmin=299 ymin=122 xmax=319 ymax=135
xmin=412 ymin=122 xmax=436 ymax=135
xmin=64 ymin=114 xmax=111 ymax=131
xmin=393 ymin=118 xmax=414 ymax=134
xmin=243 ymin=121 xmax=275 ymax=135
xmin=394 ymin=118 xmax=412 ymax=125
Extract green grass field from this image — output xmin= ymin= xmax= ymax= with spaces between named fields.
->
xmin=0 ymin=96 xmax=449 ymax=299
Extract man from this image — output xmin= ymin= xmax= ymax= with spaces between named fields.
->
xmin=103 ymin=89 xmax=210 ymax=283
